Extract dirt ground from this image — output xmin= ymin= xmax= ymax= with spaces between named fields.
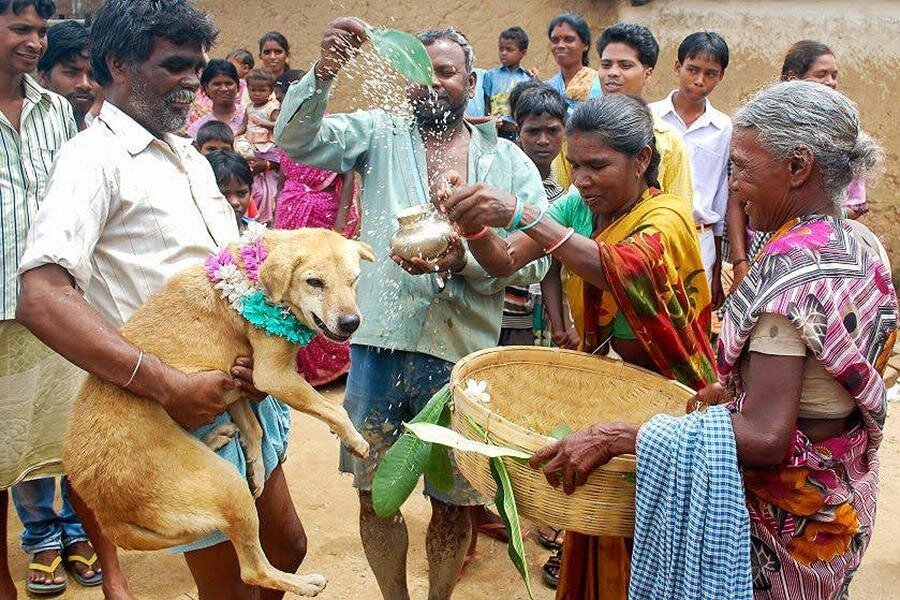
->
xmin=5 ymin=384 xmax=900 ymax=600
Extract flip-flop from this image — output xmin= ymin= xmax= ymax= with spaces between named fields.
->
xmin=65 ymin=551 xmax=103 ymax=587
xmin=542 ymin=547 xmax=562 ymax=590
xmin=537 ymin=526 xmax=565 ymax=550
xmin=25 ymin=554 xmax=68 ymax=595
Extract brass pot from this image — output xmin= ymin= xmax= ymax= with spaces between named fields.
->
xmin=389 ymin=204 xmax=454 ymax=262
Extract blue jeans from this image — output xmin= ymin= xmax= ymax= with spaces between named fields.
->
xmin=338 ymin=345 xmax=482 ymax=506
xmin=11 ymin=477 xmax=88 ymax=554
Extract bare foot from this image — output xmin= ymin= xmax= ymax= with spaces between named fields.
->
xmin=27 ymin=549 xmax=66 ymax=590
xmin=102 ymin=574 xmax=137 ymax=600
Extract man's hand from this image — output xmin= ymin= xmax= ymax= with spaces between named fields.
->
xmin=231 ymin=356 xmax=267 ymax=402
xmin=391 ymin=235 xmax=467 ymax=276
xmin=160 ymin=370 xmax=234 ymax=430
xmin=316 ymin=17 xmax=369 ymax=81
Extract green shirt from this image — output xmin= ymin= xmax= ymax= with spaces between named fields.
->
xmin=546 ymin=187 xmax=594 ymax=237
xmin=275 ymin=72 xmax=550 ymax=362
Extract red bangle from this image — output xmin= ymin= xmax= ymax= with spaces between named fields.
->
xmin=543 ymin=227 xmax=575 ymax=254
xmin=462 ymin=226 xmax=491 ymax=240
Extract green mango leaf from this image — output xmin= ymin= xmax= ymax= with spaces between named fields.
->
xmin=367 ymin=27 xmax=434 ymax=86
xmin=490 ymin=457 xmax=534 ymax=600
xmin=372 ymin=385 xmax=451 ymax=517
xmin=404 ymin=422 xmax=532 ymax=459
xmin=550 ymin=422 xmax=573 ymax=440
xmin=423 ymin=444 xmax=454 ymax=493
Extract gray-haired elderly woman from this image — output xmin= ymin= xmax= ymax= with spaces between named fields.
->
xmin=520 ymin=81 xmax=898 ymax=599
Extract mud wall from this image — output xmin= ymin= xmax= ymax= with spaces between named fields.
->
xmin=199 ymin=0 xmax=899 ymax=277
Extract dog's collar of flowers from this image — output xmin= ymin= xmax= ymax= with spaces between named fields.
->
xmin=204 ymin=222 xmax=315 ymax=347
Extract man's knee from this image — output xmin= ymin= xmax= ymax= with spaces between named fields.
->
xmin=268 ymin=524 xmax=307 ymax=572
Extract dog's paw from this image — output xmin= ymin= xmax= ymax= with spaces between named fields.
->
xmin=295 ymin=573 xmax=327 ymax=596
xmin=202 ymin=423 xmax=240 ymax=451
xmin=247 ymin=457 xmax=265 ymax=499
xmin=347 ymin=436 xmax=370 ymax=460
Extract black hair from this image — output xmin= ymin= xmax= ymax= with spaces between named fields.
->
xmin=507 ymin=79 xmax=542 ymax=117
xmin=781 ymin=40 xmax=833 ymax=81
xmin=226 ymin=48 xmax=254 ymax=69
xmin=195 ymin=120 xmax=234 ymax=148
xmin=0 ymin=0 xmax=55 ymax=18
xmin=200 ymin=58 xmax=238 ymax=89
xmin=206 ymin=149 xmax=252 ymax=188
xmin=90 ymin=0 xmax=218 ymax=87
xmin=274 ymin=69 xmax=305 ymax=92
xmin=677 ymin=31 xmax=729 ymax=70
xmin=499 ymin=26 xmax=528 ymax=51
xmin=245 ymin=68 xmax=275 ymax=89
xmin=568 ymin=94 xmax=661 ymax=189
xmin=258 ymin=31 xmax=289 ymax=55
xmin=597 ymin=23 xmax=659 ymax=69
xmin=511 ymin=83 xmax=566 ymax=126
xmin=38 ymin=19 xmax=89 ymax=73
xmin=547 ymin=12 xmax=591 ymax=67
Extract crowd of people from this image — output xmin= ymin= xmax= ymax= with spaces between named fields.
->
xmin=0 ymin=0 xmax=896 ymax=599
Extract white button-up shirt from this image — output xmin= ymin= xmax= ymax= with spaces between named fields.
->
xmin=651 ymin=90 xmax=732 ymax=236
xmin=20 ymin=102 xmax=239 ymax=326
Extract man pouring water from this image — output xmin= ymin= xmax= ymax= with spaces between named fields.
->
xmin=275 ymin=17 xmax=549 ymax=600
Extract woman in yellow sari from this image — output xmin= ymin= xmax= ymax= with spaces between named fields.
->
xmin=437 ymin=93 xmax=717 ymax=597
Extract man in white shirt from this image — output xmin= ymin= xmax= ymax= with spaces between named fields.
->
xmin=16 ymin=1 xmax=307 ymax=598
xmin=650 ymin=31 xmax=732 ymax=307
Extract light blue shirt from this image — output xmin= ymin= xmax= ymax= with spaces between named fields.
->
xmin=545 ymin=71 xmax=602 ymax=114
xmin=275 ymin=71 xmax=550 ymax=362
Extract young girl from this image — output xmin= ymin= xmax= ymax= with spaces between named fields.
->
xmin=238 ymin=69 xmax=280 ymax=225
xmin=205 ymin=149 xmax=255 ymax=231
xmin=273 ymin=70 xmax=359 ymax=387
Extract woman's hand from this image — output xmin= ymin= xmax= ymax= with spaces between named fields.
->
xmin=437 ymin=182 xmax=517 ymax=234
xmin=529 ymin=422 xmax=638 ymax=495
xmin=730 ymin=260 xmax=750 ymax=294
xmin=686 ymin=382 xmax=732 ymax=413
xmin=552 ymin=322 xmax=580 ymax=350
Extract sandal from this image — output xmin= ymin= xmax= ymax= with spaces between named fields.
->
xmin=25 ymin=554 xmax=67 ymax=596
xmin=537 ymin=526 xmax=565 ymax=550
xmin=542 ymin=546 xmax=562 ymax=590
xmin=64 ymin=549 xmax=103 ymax=587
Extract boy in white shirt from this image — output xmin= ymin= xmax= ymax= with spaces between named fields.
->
xmin=650 ymin=31 xmax=731 ymax=307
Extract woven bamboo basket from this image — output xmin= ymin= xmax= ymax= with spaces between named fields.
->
xmin=450 ymin=346 xmax=693 ymax=537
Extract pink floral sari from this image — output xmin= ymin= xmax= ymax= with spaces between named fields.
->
xmin=719 ymin=216 xmax=898 ymax=599
xmin=274 ymin=149 xmax=359 ymax=386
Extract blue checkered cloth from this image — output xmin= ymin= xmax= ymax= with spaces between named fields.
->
xmin=629 ymin=405 xmax=752 ymax=600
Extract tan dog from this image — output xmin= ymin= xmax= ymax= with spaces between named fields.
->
xmin=62 ymin=228 xmax=373 ymax=596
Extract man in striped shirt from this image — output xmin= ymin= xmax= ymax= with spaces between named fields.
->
xmin=0 ymin=0 xmax=79 ymax=596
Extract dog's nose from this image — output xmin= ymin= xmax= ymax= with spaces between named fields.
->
xmin=337 ymin=314 xmax=361 ymax=335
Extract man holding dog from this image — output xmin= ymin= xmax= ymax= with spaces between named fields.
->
xmin=16 ymin=1 xmax=306 ymax=598
xmin=275 ymin=19 xmax=549 ymax=600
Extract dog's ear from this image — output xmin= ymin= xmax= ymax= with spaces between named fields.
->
xmin=258 ymin=244 xmax=307 ymax=303
xmin=355 ymin=241 xmax=375 ymax=263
